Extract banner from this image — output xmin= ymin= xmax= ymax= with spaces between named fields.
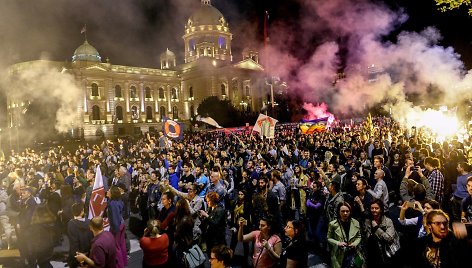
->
xmin=88 ymin=165 xmax=109 ymax=228
xmin=299 ymin=117 xmax=328 ymax=134
xmin=253 ymin=114 xmax=278 ymax=138
xmin=163 ymin=117 xmax=184 ymax=140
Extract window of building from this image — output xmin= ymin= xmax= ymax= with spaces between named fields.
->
xmin=115 ymin=106 xmax=123 ymax=121
xmin=171 ymin=88 xmax=177 ymax=100
xmin=146 ymin=106 xmax=153 ymax=120
xmin=131 ymin=106 xmax=139 ymax=120
xmin=221 ymin=84 xmax=226 ymax=96
xmin=115 ymin=85 xmax=122 ymax=98
xmin=158 ymin=88 xmax=165 ymax=99
xmin=245 ymin=86 xmax=250 ymax=96
xmin=145 ymin=87 xmax=152 ymax=99
xmin=189 ymin=39 xmax=196 ymax=51
xmin=190 ymin=105 xmax=195 ymax=117
xmin=130 ymin=86 xmax=137 ymax=99
xmin=91 ymin=83 xmax=99 ymax=97
xmin=92 ymin=105 xmax=100 ymax=120
xmin=200 ymin=48 xmax=204 ymax=56
xmin=218 ymin=37 xmax=226 ymax=49
xmin=189 ymin=86 xmax=194 ymax=98
xmin=159 ymin=106 xmax=166 ymax=119
xmin=172 ymin=106 xmax=178 ymax=119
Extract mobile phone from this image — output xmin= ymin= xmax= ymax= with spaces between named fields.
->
xmin=407 ymin=201 xmax=416 ymax=208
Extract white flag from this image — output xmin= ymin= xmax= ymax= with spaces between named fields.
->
xmin=253 ymin=114 xmax=278 ymax=138
xmin=196 ymin=115 xmax=222 ymax=128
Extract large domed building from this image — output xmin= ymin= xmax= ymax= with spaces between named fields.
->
xmin=7 ymin=0 xmax=276 ymax=138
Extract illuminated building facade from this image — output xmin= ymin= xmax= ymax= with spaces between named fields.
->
xmin=7 ymin=0 xmax=272 ymax=138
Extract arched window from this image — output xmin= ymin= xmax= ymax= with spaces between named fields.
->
xmin=92 ymin=105 xmax=100 ymax=120
xmin=221 ymin=84 xmax=226 ymax=95
xmin=115 ymin=106 xmax=123 ymax=121
xmin=171 ymin=88 xmax=177 ymax=100
xmin=115 ymin=85 xmax=122 ymax=98
xmin=159 ymin=106 xmax=166 ymax=119
xmin=146 ymin=106 xmax=153 ymax=120
xmin=245 ymin=86 xmax=250 ymax=96
xmin=172 ymin=106 xmax=178 ymax=119
xmin=189 ymin=86 xmax=194 ymax=98
xmin=158 ymin=88 xmax=165 ymax=99
xmin=91 ymin=83 xmax=99 ymax=97
xmin=131 ymin=106 xmax=139 ymax=120
xmin=145 ymin=87 xmax=152 ymax=99
xmin=130 ymin=86 xmax=137 ymax=99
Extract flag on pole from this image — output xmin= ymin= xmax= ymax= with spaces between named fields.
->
xmin=253 ymin=114 xmax=278 ymax=138
xmin=88 ymin=165 xmax=109 ymax=227
xmin=80 ymin=25 xmax=87 ymax=34
xmin=162 ymin=117 xmax=184 ymax=140
xmin=299 ymin=117 xmax=329 ymax=134
xmin=196 ymin=115 xmax=223 ymax=128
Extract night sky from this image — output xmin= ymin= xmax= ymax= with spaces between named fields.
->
xmin=0 ymin=0 xmax=471 ymax=129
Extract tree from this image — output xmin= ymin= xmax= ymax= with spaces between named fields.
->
xmin=197 ymin=96 xmax=242 ymax=127
xmin=435 ymin=0 xmax=472 ymax=15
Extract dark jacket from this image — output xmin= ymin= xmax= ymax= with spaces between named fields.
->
xmin=67 ymin=218 xmax=93 ymax=268
xmin=413 ymin=233 xmax=468 ymax=268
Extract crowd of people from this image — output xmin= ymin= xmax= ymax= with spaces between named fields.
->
xmin=0 ymin=116 xmax=472 ymax=268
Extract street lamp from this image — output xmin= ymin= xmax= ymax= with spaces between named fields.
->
xmin=265 ymin=76 xmax=281 ymax=117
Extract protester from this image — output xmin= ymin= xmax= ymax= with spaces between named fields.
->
xmin=140 ymin=219 xmax=169 ymax=268
xmin=75 ymin=216 xmax=117 ymax=268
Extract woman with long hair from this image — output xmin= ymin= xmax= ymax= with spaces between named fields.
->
xmin=229 ymin=190 xmax=251 ymax=267
xmin=364 ymin=199 xmax=399 ymax=267
xmin=173 ymin=198 xmax=195 ymax=266
xmin=327 ymin=202 xmax=362 ymax=268
xmin=238 ymin=215 xmax=282 ymax=268
xmin=280 ymin=220 xmax=308 ymax=268
xmin=140 ymin=219 xmax=169 ymax=268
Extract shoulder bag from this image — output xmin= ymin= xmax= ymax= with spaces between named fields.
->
xmin=183 ymin=244 xmax=206 ymax=268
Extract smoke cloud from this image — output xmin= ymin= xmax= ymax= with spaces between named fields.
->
xmin=262 ymin=0 xmax=472 ymax=123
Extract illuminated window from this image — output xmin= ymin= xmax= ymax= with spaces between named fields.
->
xmin=172 ymin=106 xmax=178 ymax=119
xmin=115 ymin=85 xmax=122 ymax=98
xmin=92 ymin=105 xmax=100 ymax=120
xmin=115 ymin=106 xmax=123 ymax=120
xmin=221 ymin=84 xmax=226 ymax=95
xmin=159 ymin=106 xmax=166 ymax=119
xmin=158 ymin=88 xmax=165 ymax=99
xmin=130 ymin=86 xmax=137 ymax=99
xmin=131 ymin=106 xmax=139 ymax=120
xmin=146 ymin=106 xmax=153 ymax=120
xmin=145 ymin=87 xmax=152 ymax=99
xmin=91 ymin=83 xmax=99 ymax=97
xmin=218 ymin=37 xmax=226 ymax=49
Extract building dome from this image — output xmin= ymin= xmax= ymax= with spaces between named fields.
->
xmin=72 ymin=40 xmax=102 ymax=62
xmin=160 ymin=48 xmax=176 ymax=60
xmin=188 ymin=1 xmax=227 ymax=27
xmin=160 ymin=48 xmax=176 ymax=69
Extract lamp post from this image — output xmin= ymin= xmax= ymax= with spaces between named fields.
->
xmin=265 ymin=76 xmax=283 ymax=117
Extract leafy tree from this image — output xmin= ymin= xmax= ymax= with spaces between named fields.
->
xmin=197 ymin=96 xmax=242 ymax=127
xmin=435 ymin=0 xmax=472 ymax=15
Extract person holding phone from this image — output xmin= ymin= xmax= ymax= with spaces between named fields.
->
xmin=399 ymin=199 xmax=440 ymax=237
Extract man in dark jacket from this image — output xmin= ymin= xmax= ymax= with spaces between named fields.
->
xmin=67 ymin=203 xmax=93 ymax=268
xmin=17 ymin=187 xmax=37 ymax=267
